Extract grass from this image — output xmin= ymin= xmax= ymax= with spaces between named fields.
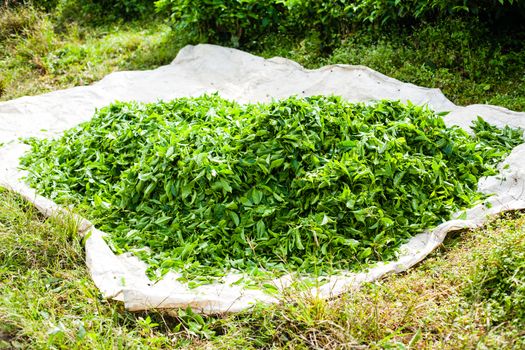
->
xmin=0 ymin=6 xmax=186 ymax=101
xmin=0 ymin=189 xmax=192 ymax=349
xmin=1 ymin=3 xmax=525 ymax=349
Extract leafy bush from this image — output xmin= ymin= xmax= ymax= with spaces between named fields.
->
xmin=20 ymin=95 xmax=523 ymax=282
xmin=55 ymin=0 xmax=156 ymax=23
xmin=2 ymin=0 xmax=61 ymax=11
xmin=3 ymin=0 xmax=156 ymax=19
xmin=156 ymin=0 xmax=525 ymax=46
xmin=283 ymin=0 xmax=350 ymax=37
xmin=351 ymin=0 xmax=525 ymax=25
xmin=155 ymin=0 xmax=286 ymax=45
xmin=155 ymin=0 xmax=352 ymax=44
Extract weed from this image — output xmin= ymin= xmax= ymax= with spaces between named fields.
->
xmin=0 ymin=189 xmax=195 ymax=348
xmin=466 ymin=214 xmax=525 ymax=330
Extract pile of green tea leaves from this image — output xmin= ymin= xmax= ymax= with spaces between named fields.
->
xmin=20 ymin=95 xmax=523 ymax=282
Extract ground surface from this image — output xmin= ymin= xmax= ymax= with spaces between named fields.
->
xmin=1 ymin=4 xmax=525 ymax=349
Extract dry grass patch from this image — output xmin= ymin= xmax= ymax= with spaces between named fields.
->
xmin=206 ymin=212 xmax=525 ymax=349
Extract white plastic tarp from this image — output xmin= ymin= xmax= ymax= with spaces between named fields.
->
xmin=1 ymin=44 xmax=525 ymax=314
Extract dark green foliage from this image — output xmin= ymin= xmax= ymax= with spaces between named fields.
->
xmin=3 ymin=0 xmax=155 ymax=19
xmin=20 ymin=95 xmax=523 ymax=281
xmin=155 ymin=0 xmax=347 ymax=44
xmin=155 ymin=0 xmax=286 ymax=45
xmin=2 ymin=0 xmax=61 ymax=11
xmin=56 ymin=0 xmax=156 ymax=23
xmin=349 ymin=0 xmax=525 ymax=25
xmin=155 ymin=0 xmax=525 ymax=45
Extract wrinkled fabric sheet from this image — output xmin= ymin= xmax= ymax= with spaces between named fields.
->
xmin=1 ymin=44 xmax=525 ymax=314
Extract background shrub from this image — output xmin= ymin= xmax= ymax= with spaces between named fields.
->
xmin=26 ymin=0 xmax=158 ymax=23
xmin=155 ymin=0 xmax=286 ymax=45
xmin=156 ymin=0 xmax=525 ymax=46
xmin=352 ymin=0 xmax=525 ymax=25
